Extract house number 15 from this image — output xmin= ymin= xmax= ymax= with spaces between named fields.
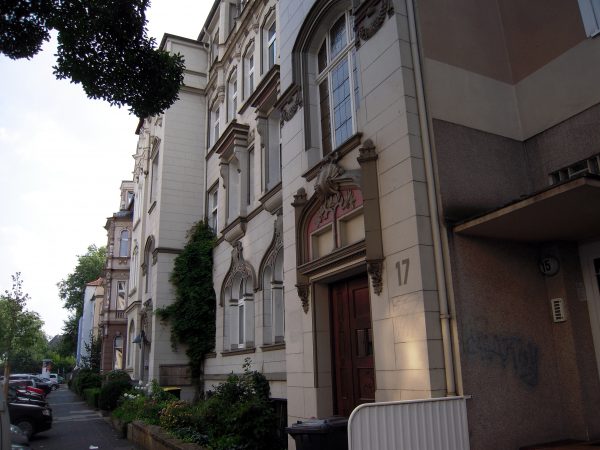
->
xmin=395 ymin=258 xmax=410 ymax=286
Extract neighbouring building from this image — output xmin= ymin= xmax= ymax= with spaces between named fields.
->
xmin=98 ymin=181 xmax=134 ymax=373
xmin=114 ymin=0 xmax=600 ymax=448
xmin=199 ymin=0 xmax=287 ymax=407
xmin=125 ymin=34 xmax=209 ymax=396
xmin=76 ymin=278 xmax=103 ymax=368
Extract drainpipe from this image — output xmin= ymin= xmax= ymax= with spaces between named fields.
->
xmin=406 ymin=0 xmax=460 ymax=396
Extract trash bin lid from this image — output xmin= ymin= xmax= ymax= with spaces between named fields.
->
xmin=286 ymin=416 xmax=348 ymax=433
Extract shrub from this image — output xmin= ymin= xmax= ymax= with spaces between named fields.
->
xmin=98 ymin=379 xmax=133 ymax=411
xmin=103 ymin=369 xmax=131 ymax=384
xmin=199 ymin=360 xmax=279 ymax=450
xmin=112 ymin=382 xmax=175 ymax=426
xmin=83 ymin=387 xmax=100 ymax=408
xmin=71 ymin=369 xmax=102 ymax=396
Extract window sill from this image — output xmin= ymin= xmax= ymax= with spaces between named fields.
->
xmin=148 ymin=201 xmax=157 ymax=215
xmin=302 ymin=132 xmax=363 ymax=181
xmin=260 ymin=342 xmax=285 ymax=352
xmin=128 ymin=287 xmax=137 ymax=297
xmin=221 ymin=347 xmax=256 ymax=357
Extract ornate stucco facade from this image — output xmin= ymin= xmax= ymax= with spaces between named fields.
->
xmin=92 ymin=1 xmax=600 ymax=448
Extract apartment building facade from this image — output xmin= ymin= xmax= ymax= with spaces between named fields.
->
xmin=124 ymin=34 xmax=209 ymax=395
xmin=113 ymin=0 xmax=600 ymax=448
xmin=99 ymin=181 xmax=134 ymax=373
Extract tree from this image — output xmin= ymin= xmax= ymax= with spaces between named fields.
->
xmin=0 ymin=0 xmax=185 ymax=118
xmin=57 ymin=245 xmax=106 ymax=356
xmin=0 ymin=273 xmax=45 ymax=398
xmin=80 ymin=332 xmax=102 ymax=372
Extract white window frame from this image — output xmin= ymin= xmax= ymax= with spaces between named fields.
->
xmin=150 ymin=153 xmax=159 ymax=205
xmin=211 ymin=104 xmax=221 ymax=147
xmin=116 ymin=281 xmax=127 ymax=310
xmin=228 ymin=70 xmax=238 ymax=122
xmin=316 ymin=11 xmax=359 ymax=154
xmin=207 ymin=183 xmax=219 ymax=232
xmin=113 ymin=336 xmax=123 ymax=370
xmin=579 ymin=0 xmax=600 ymax=37
xmin=119 ymin=229 xmax=129 ymax=257
xmin=263 ymin=15 xmax=277 ymax=73
xmin=244 ymin=47 xmax=255 ymax=99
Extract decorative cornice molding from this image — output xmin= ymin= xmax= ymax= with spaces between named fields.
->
xmin=354 ymin=0 xmax=394 ymax=47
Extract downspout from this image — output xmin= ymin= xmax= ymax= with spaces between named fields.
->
xmin=406 ymin=0 xmax=460 ymax=396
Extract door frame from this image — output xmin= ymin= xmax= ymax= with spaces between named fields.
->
xmin=329 ymin=274 xmax=374 ymax=417
xmin=579 ymin=240 xmax=600 ymax=381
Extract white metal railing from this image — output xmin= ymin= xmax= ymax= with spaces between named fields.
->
xmin=348 ymin=396 xmax=471 ymax=450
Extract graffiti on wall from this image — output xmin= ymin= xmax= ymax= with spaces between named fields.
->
xmin=464 ymin=331 xmax=539 ymax=388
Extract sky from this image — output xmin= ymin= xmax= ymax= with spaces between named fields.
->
xmin=0 ymin=1 xmax=213 ymax=338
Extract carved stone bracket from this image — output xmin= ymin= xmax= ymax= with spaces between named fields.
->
xmin=296 ymin=283 xmax=310 ymax=314
xmin=354 ymin=0 xmax=395 ymax=47
xmin=278 ymin=84 xmax=303 ymax=126
xmin=367 ymin=260 xmax=383 ymax=295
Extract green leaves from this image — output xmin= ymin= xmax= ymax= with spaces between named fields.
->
xmin=0 ymin=0 xmax=185 ymax=117
xmin=56 ymin=245 xmax=106 ymax=356
xmin=157 ymin=221 xmax=216 ymax=381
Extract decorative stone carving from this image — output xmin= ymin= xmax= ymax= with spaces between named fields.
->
xmin=279 ymin=87 xmax=303 ymax=125
xmin=247 ymin=128 xmax=255 ymax=144
xmin=220 ymin=241 xmax=256 ymax=305
xmin=296 ymin=283 xmax=310 ymax=314
xmin=314 ymin=161 xmax=344 ymax=201
xmin=357 ymin=138 xmax=377 ymax=162
xmin=367 ymin=260 xmax=383 ymax=295
xmin=354 ymin=0 xmax=394 ymax=47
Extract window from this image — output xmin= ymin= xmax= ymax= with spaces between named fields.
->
xmin=211 ymin=105 xmax=221 ymax=147
xmin=229 ymin=2 xmax=238 ymax=34
xmin=221 ymin=242 xmax=256 ymax=350
xmin=264 ymin=115 xmax=281 ymax=190
xmin=150 ymin=153 xmax=159 ymax=205
xmin=135 ymin=185 xmax=142 ymax=221
xmin=126 ymin=191 xmax=134 ymax=207
xmin=131 ymin=244 xmax=139 ymax=290
xmin=248 ymin=148 xmax=254 ymax=206
xmin=119 ymin=230 xmax=129 ymax=257
xmin=113 ymin=336 xmax=123 ymax=370
xmin=262 ymin=250 xmax=284 ymax=344
xmin=316 ymin=12 xmax=359 ymax=154
xmin=144 ymin=237 xmax=154 ymax=294
xmin=227 ymin=275 xmax=254 ymax=349
xmin=117 ymin=281 xmax=127 ymax=310
xmin=127 ymin=320 xmax=135 ymax=366
xmin=207 ymin=183 xmax=219 ymax=231
xmin=244 ymin=47 xmax=255 ymax=99
xmin=228 ymin=70 xmax=238 ymax=122
xmin=263 ymin=16 xmax=276 ymax=72
xmin=579 ymin=0 xmax=600 ymax=37
xmin=212 ymin=29 xmax=219 ymax=61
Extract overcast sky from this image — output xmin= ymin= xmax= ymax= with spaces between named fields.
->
xmin=0 ymin=1 xmax=213 ymax=337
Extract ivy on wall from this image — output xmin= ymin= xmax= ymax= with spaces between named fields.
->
xmin=157 ymin=221 xmax=216 ymax=385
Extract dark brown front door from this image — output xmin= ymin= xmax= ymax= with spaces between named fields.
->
xmin=331 ymin=275 xmax=375 ymax=417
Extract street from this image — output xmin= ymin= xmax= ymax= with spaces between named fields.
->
xmin=29 ymin=386 xmax=139 ymax=450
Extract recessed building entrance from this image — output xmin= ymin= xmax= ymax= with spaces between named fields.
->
xmin=580 ymin=240 xmax=600 ymax=381
xmin=330 ymin=275 xmax=374 ymax=417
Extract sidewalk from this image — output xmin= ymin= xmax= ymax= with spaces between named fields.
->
xmin=30 ymin=386 xmax=139 ymax=450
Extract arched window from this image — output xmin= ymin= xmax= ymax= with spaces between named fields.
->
xmin=315 ymin=11 xmax=358 ymax=155
xmin=259 ymin=216 xmax=284 ymax=344
xmin=144 ymin=236 xmax=155 ymax=294
xmin=289 ymin=1 xmax=361 ymax=165
xmin=130 ymin=243 xmax=139 ymax=290
xmin=221 ymin=242 xmax=256 ymax=350
xmin=119 ymin=229 xmax=130 ymax=257
xmin=113 ymin=336 xmax=123 ymax=370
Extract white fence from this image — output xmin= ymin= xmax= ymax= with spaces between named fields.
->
xmin=348 ymin=396 xmax=471 ymax=450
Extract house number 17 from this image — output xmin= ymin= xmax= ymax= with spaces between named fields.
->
xmin=395 ymin=258 xmax=410 ymax=286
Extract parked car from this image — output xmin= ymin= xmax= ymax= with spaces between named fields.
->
xmin=7 ymin=386 xmax=47 ymax=408
xmin=11 ymin=424 xmax=32 ymax=449
xmin=7 ymin=381 xmax=45 ymax=399
xmin=6 ymin=396 xmax=52 ymax=439
xmin=8 ymin=376 xmax=52 ymax=396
